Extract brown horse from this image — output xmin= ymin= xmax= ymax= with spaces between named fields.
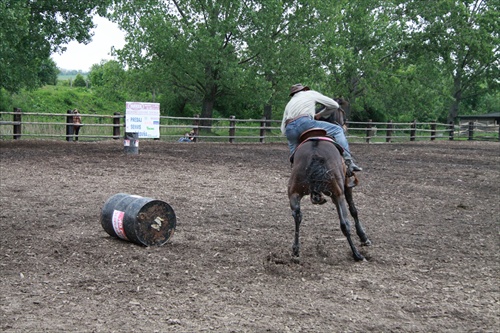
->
xmin=288 ymin=130 xmax=371 ymax=261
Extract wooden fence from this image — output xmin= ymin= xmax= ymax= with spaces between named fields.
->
xmin=1 ymin=109 xmax=499 ymax=142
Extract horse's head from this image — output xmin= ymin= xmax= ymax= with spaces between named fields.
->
xmin=334 ymin=97 xmax=349 ymax=109
xmin=317 ymin=97 xmax=348 ymax=128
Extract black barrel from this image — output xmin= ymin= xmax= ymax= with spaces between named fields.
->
xmin=100 ymin=193 xmax=176 ymax=246
xmin=124 ymin=132 xmax=139 ymax=154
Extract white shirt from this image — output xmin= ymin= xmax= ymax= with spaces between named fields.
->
xmin=281 ymin=90 xmax=339 ymax=134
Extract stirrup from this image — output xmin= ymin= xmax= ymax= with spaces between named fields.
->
xmin=347 ymin=177 xmax=357 ymax=188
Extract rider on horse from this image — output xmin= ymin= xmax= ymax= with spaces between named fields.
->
xmin=281 ymin=83 xmax=362 ymax=173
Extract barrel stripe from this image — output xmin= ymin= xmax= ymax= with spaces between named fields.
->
xmin=112 ymin=210 xmax=128 ymax=240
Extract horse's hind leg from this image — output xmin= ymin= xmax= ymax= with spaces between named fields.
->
xmin=336 ymin=196 xmax=365 ymax=261
xmin=345 ymin=186 xmax=372 ymax=246
xmin=290 ymin=193 xmax=302 ymax=257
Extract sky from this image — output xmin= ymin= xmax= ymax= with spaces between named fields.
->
xmin=51 ymin=16 xmax=126 ymax=72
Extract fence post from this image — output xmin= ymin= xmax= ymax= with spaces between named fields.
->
xmin=113 ymin=112 xmax=121 ymax=139
xmin=410 ymin=119 xmax=416 ymax=141
xmin=229 ymin=116 xmax=236 ymax=143
xmin=365 ymin=119 xmax=372 ymax=143
xmin=66 ymin=110 xmax=74 ymax=142
xmin=468 ymin=121 xmax=474 ymax=141
xmin=386 ymin=120 xmax=392 ymax=143
xmin=259 ymin=117 xmax=266 ymax=143
xmin=192 ymin=115 xmax=200 ymax=142
xmin=448 ymin=121 xmax=454 ymax=140
xmin=13 ymin=108 xmax=22 ymax=140
xmin=430 ymin=122 xmax=436 ymax=141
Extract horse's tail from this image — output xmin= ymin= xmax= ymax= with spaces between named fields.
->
xmin=307 ymin=153 xmax=330 ymax=194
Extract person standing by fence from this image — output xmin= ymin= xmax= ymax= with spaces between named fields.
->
xmin=73 ymin=109 xmax=82 ymax=141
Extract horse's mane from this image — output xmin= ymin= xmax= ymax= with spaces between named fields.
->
xmin=317 ymin=97 xmax=349 ymax=127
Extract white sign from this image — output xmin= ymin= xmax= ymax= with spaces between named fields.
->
xmin=125 ymin=102 xmax=160 ymax=138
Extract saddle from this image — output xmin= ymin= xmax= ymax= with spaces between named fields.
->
xmin=289 ymin=128 xmax=344 ymax=163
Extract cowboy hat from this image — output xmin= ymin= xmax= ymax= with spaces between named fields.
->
xmin=289 ymin=83 xmax=310 ymax=96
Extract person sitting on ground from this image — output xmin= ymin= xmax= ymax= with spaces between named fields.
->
xmin=178 ymin=132 xmax=193 ymax=142
xmin=281 ymin=83 xmax=362 ymax=173
xmin=73 ymin=109 xmax=82 ymax=141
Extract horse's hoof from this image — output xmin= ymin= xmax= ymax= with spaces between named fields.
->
xmin=362 ymin=239 xmax=372 ymax=246
xmin=291 ymin=256 xmax=300 ymax=264
xmin=311 ymin=193 xmax=327 ymax=205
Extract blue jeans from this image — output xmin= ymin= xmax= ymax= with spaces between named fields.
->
xmin=285 ymin=116 xmax=352 ymax=158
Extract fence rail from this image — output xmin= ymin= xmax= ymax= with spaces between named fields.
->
xmin=1 ymin=109 xmax=499 ymax=142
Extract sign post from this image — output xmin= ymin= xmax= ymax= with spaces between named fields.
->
xmin=125 ymin=102 xmax=160 ymax=139
xmin=124 ymin=102 xmax=160 ymax=154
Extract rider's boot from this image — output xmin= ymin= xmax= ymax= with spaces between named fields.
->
xmin=345 ymin=157 xmax=362 ymax=176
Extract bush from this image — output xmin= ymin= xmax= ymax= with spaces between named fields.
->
xmin=73 ymin=74 xmax=87 ymax=88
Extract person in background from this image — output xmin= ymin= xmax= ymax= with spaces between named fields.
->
xmin=73 ymin=109 xmax=82 ymax=141
xmin=281 ymin=83 xmax=362 ymax=173
xmin=178 ymin=132 xmax=193 ymax=142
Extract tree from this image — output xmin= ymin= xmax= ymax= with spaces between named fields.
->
xmin=306 ymin=1 xmax=410 ymax=120
xmin=88 ymin=60 xmax=127 ymax=102
xmin=107 ymin=0 xmax=498 ymax=123
xmin=110 ymin=0 xmax=335 ymax=125
xmin=0 ymin=0 xmax=111 ymax=93
xmin=111 ymin=1 xmax=242 ymax=126
xmin=399 ymin=0 xmax=500 ymax=123
xmin=73 ymin=73 xmax=87 ymax=87
xmin=38 ymin=58 xmax=59 ymax=86
xmin=239 ymin=0 xmax=337 ymax=120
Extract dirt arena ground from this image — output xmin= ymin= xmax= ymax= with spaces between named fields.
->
xmin=0 ymin=139 xmax=498 ymax=332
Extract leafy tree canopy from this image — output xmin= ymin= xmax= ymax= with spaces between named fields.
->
xmin=110 ymin=0 xmax=338 ymax=123
xmin=0 ymin=0 xmax=111 ymax=93
xmin=396 ymin=0 xmax=500 ymax=122
xmin=88 ymin=60 xmax=127 ymax=102
xmin=4 ymin=0 xmax=497 ymax=124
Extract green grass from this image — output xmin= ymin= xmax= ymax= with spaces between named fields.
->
xmin=4 ymin=85 xmax=125 ymax=116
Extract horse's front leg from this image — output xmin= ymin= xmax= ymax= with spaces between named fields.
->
xmin=345 ymin=186 xmax=372 ymax=246
xmin=290 ymin=193 xmax=302 ymax=257
xmin=336 ymin=196 xmax=365 ymax=261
